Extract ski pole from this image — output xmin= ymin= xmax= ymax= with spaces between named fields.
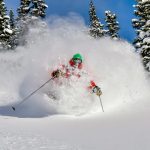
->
xmin=12 ymin=76 xmax=55 ymax=111
xmin=99 ymin=96 xmax=104 ymax=112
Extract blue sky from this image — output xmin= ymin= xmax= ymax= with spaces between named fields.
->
xmin=5 ymin=0 xmax=136 ymax=42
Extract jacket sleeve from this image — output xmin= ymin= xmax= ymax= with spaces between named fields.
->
xmin=88 ymin=80 xmax=96 ymax=90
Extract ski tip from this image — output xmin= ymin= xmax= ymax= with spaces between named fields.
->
xmin=12 ymin=107 xmax=15 ymax=111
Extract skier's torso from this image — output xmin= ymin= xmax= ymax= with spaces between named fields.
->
xmin=52 ymin=60 xmax=97 ymax=90
xmin=61 ymin=64 xmax=83 ymax=78
xmin=60 ymin=59 xmax=85 ymax=79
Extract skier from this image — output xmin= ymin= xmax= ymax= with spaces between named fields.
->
xmin=51 ymin=53 xmax=102 ymax=96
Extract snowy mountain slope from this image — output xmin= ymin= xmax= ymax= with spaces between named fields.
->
xmin=0 ymin=16 xmax=150 ymax=150
xmin=1 ymin=106 xmax=150 ymax=150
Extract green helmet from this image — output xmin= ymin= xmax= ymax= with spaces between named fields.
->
xmin=73 ymin=53 xmax=83 ymax=62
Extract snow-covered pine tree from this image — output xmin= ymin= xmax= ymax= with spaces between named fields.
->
xmin=132 ymin=0 xmax=150 ymax=71
xmin=17 ymin=0 xmax=31 ymax=20
xmin=16 ymin=0 xmax=48 ymax=47
xmin=31 ymin=0 xmax=48 ymax=19
xmin=16 ymin=0 xmax=32 ymax=46
xmin=18 ymin=0 xmax=48 ymax=20
xmin=0 ymin=0 xmax=6 ymax=45
xmin=0 ymin=0 xmax=13 ymax=49
xmin=8 ymin=9 xmax=19 ymax=49
xmin=9 ymin=9 xmax=15 ymax=29
xmin=105 ymin=10 xmax=120 ymax=39
xmin=89 ymin=0 xmax=105 ymax=38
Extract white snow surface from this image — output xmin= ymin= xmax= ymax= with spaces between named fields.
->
xmin=0 ymin=15 xmax=150 ymax=150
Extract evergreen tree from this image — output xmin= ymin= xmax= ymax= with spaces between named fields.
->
xmin=0 ymin=0 xmax=13 ymax=49
xmin=9 ymin=9 xmax=19 ymax=49
xmin=16 ymin=0 xmax=48 ymax=47
xmin=132 ymin=0 xmax=150 ymax=71
xmin=105 ymin=10 xmax=120 ymax=39
xmin=17 ymin=0 xmax=32 ymax=46
xmin=17 ymin=0 xmax=31 ymax=20
xmin=0 ymin=0 xmax=6 ymax=43
xmin=9 ymin=9 xmax=15 ymax=29
xmin=89 ymin=0 xmax=105 ymax=38
xmin=31 ymin=0 xmax=48 ymax=19
xmin=17 ymin=0 xmax=48 ymax=20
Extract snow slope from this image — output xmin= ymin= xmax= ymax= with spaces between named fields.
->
xmin=0 ymin=15 xmax=150 ymax=150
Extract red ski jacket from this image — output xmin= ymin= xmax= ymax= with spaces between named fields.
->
xmin=51 ymin=59 xmax=97 ymax=90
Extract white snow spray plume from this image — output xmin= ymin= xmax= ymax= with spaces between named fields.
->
xmin=0 ymin=14 xmax=150 ymax=117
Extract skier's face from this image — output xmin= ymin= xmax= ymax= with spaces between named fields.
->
xmin=73 ymin=58 xmax=82 ymax=67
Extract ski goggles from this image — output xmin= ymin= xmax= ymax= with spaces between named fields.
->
xmin=73 ymin=58 xmax=82 ymax=64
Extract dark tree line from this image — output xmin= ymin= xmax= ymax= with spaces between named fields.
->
xmin=0 ymin=0 xmax=48 ymax=50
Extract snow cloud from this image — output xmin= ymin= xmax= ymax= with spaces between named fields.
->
xmin=0 ymin=14 xmax=150 ymax=117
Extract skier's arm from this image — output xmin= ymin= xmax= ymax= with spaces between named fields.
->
xmin=89 ymin=81 xmax=102 ymax=96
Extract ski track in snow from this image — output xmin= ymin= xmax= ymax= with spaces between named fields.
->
xmin=0 ymin=16 xmax=150 ymax=150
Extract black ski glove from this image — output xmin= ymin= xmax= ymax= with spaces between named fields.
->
xmin=92 ymin=86 xmax=102 ymax=96
xmin=52 ymin=69 xmax=63 ymax=78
